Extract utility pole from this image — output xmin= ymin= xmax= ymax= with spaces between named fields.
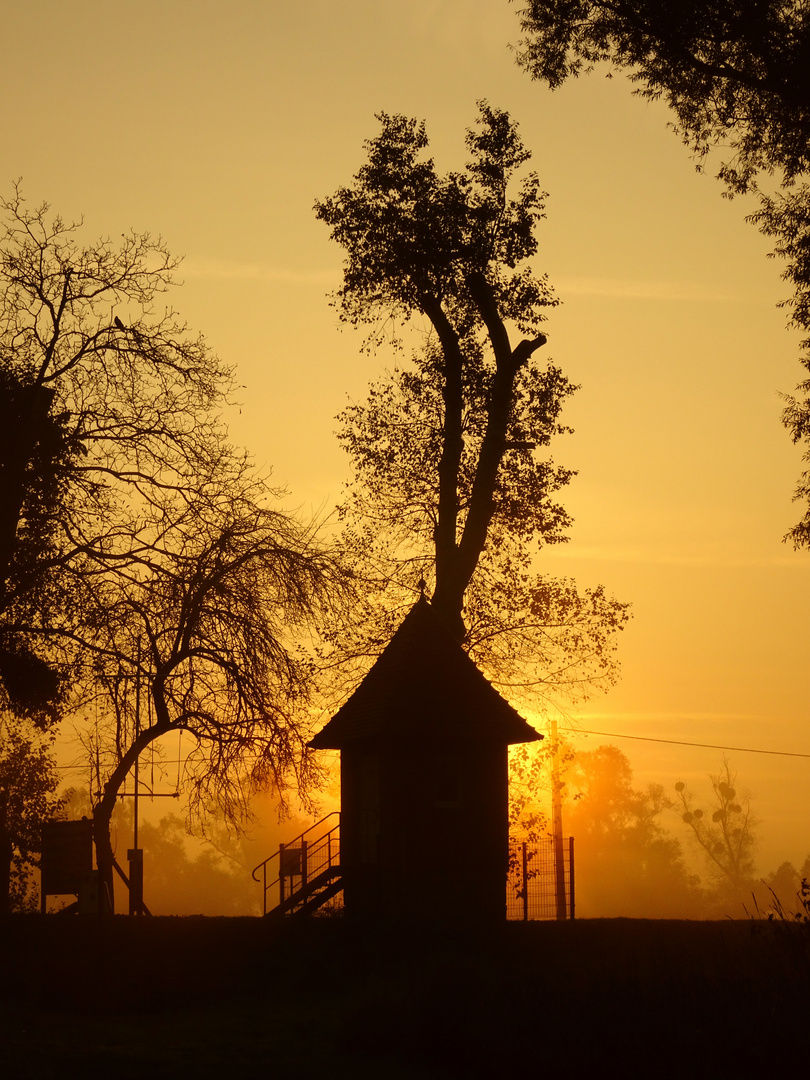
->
xmin=550 ymin=719 xmax=567 ymax=919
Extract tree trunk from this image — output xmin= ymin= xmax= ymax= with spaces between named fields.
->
xmin=91 ymin=715 xmax=168 ymax=914
xmin=426 ymin=276 xmax=549 ymax=642
xmin=421 ymin=297 xmax=467 ymax=641
xmin=91 ymin=800 xmax=116 ymax=913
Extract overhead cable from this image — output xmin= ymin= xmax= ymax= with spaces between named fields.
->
xmin=560 ymin=726 xmax=810 ymax=759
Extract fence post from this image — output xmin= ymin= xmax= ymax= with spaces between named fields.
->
xmin=568 ymin=836 xmax=575 ymax=920
xmin=554 ymin=831 xmax=566 ymax=919
xmin=279 ymin=843 xmax=286 ymax=906
xmin=522 ymin=842 xmax=529 ymax=921
xmin=302 ymin=839 xmax=308 ymax=889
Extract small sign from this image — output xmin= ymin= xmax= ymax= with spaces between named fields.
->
xmin=280 ymin=847 xmax=302 ymax=877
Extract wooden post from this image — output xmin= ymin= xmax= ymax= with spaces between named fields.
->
xmin=127 ymin=849 xmax=143 ymax=916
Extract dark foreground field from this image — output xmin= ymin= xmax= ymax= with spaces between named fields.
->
xmin=2 ymin=915 xmax=808 ymax=1078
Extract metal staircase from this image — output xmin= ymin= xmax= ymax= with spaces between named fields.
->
xmin=252 ymin=812 xmax=341 ymax=917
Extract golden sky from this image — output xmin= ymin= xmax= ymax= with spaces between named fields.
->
xmin=5 ymin=1 xmax=808 ymax=877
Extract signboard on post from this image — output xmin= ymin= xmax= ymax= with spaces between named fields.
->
xmin=40 ymin=819 xmax=93 ymax=904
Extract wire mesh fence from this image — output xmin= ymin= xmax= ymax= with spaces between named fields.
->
xmin=507 ymin=836 xmax=575 ymax=920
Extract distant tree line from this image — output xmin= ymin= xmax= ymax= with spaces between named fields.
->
xmin=512 ymin=742 xmax=808 ymax=919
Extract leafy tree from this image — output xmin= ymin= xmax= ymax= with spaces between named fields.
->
xmin=567 ymin=745 xmax=704 ymax=917
xmin=675 ymin=758 xmax=757 ymax=904
xmin=0 ymin=715 xmax=64 ymax=913
xmin=0 ymin=359 xmax=72 ymax=913
xmin=0 ymin=365 xmax=78 ymax=725
xmin=316 ymin=104 xmax=628 ymax=705
xmin=508 ymin=739 xmax=554 ymax=842
xmin=514 ymin=0 xmax=809 ymax=189
xmin=513 ymin=0 xmax=810 ymax=544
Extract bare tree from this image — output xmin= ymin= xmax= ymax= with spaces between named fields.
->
xmin=0 ymin=187 xmax=349 ymax=905
xmin=0 ymin=183 xmax=235 ymax=670
xmin=675 ymin=759 xmax=757 ymax=896
xmin=79 ymin=475 xmax=345 ymax=906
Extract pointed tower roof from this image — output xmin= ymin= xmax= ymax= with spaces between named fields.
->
xmin=309 ymin=596 xmax=542 ymax=749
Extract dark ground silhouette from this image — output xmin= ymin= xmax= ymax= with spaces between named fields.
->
xmin=1 ymin=915 xmax=808 ymax=1078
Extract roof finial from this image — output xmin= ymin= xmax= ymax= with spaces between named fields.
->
xmin=418 ymin=577 xmax=427 ymax=600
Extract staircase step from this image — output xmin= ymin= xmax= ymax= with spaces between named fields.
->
xmin=290 ymin=876 xmax=344 ymax=918
xmin=265 ymin=864 xmax=342 ymax=919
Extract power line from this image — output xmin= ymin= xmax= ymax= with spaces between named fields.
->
xmin=560 ymin=726 xmax=810 ymax=759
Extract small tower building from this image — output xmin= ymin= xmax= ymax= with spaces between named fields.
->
xmin=309 ymin=596 xmax=542 ymax=921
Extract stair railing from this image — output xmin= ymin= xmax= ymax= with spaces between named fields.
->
xmin=251 ymin=811 xmax=340 ymax=916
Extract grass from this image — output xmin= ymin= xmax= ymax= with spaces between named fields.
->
xmin=2 ymin=915 xmax=809 ymax=1078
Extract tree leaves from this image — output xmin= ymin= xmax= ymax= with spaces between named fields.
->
xmin=514 ymin=0 xmax=810 ymax=545
xmin=318 ymin=104 xmax=628 ymax=707
xmin=315 ymin=102 xmax=556 ymax=347
xmin=0 ymin=716 xmax=64 ymax=912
